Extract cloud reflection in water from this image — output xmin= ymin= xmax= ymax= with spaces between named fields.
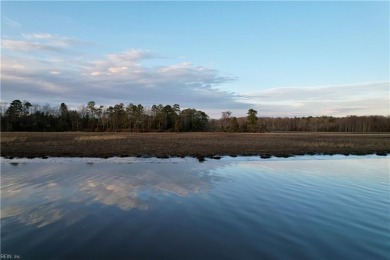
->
xmin=1 ymin=161 xmax=228 ymax=228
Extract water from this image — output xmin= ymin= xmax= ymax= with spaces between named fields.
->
xmin=1 ymin=155 xmax=389 ymax=259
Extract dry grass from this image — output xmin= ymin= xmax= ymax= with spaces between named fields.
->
xmin=1 ymin=136 xmax=27 ymax=143
xmin=300 ymin=141 xmax=354 ymax=148
xmin=74 ymin=135 xmax=128 ymax=141
xmin=1 ymin=132 xmax=389 ymax=159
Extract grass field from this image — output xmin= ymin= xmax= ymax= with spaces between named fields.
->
xmin=1 ymin=132 xmax=389 ymax=159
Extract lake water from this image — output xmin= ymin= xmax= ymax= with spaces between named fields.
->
xmin=1 ymin=155 xmax=389 ymax=259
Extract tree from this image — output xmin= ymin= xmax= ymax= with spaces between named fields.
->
xmin=126 ymin=103 xmax=144 ymax=130
xmin=230 ymin=117 xmax=239 ymax=132
xmin=173 ymin=104 xmax=181 ymax=131
xmin=113 ymin=103 xmax=126 ymax=130
xmin=58 ymin=103 xmax=71 ymax=131
xmin=22 ymin=101 xmax=32 ymax=116
xmin=151 ymin=104 xmax=164 ymax=130
xmin=180 ymin=108 xmax=209 ymax=131
xmin=87 ymin=101 xmax=96 ymax=117
xmin=162 ymin=105 xmax=178 ymax=130
xmin=220 ymin=111 xmax=232 ymax=131
xmin=59 ymin=103 xmax=68 ymax=115
xmin=126 ymin=103 xmax=137 ymax=130
xmin=6 ymin=100 xmax=23 ymax=118
xmin=95 ymin=105 xmax=104 ymax=130
xmin=4 ymin=100 xmax=24 ymax=130
xmin=173 ymin=104 xmax=180 ymax=114
xmin=247 ymin=109 xmax=258 ymax=132
xmin=86 ymin=101 xmax=97 ymax=130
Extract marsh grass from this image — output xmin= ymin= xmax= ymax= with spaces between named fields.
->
xmin=1 ymin=132 xmax=389 ymax=158
xmin=300 ymin=141 xmax=355 ymax=148
xmin=1 ymin=137 xmax=27 ymax=143
xmin=75 ymin=135 xmax=128 ymax=141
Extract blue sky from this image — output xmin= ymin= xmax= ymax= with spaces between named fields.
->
xmin=1 ymin=1 xmax=389 ymax=118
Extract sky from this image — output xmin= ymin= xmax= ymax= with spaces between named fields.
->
xmin=1 ymin=1 xmax=389 ymax=118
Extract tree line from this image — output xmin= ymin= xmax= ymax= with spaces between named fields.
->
xmin=211 ymin=110 xmax=390 ymax=132
xmin=0 ymin=100 xmax=208 ymax=132
xmin=1 ymin=100 xmax=389 ymax=132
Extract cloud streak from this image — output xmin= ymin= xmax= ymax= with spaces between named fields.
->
xmin=243 ymin=82 xmax=389 ymax=117
xmin=1 ymin=33 xmax=90 ymax=54
xmin=2 ymin=16 xmax=21 ymax=29
xmin=1 ymin=39 xmax=62 ymax=52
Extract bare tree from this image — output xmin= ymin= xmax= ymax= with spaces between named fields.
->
xmin=220 ymin=111 xmax=232 ymax=131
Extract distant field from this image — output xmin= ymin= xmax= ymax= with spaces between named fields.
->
xmin=1 ymin=132 xmax=389 ymax=159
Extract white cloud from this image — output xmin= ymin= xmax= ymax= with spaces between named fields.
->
xmin=1 ymin=41 xmax=243 ymax=115
xmin=2 ymin=32 xmax=387 ymax=118
xmin=21 ymin=33 xmax=56 ymax=40
xmin=107 ymin=49 xmax=154 ymax=62
xmin=90 ymin=71 xmax=101 ymax=76
xmin=84 ymin=50 xmax=154 ymax=77
xmin=107 ymin=66 xmax=128 ymax=74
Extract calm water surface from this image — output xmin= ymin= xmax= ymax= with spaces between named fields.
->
xmin=1 ymin=155 xmax=389 ymax=259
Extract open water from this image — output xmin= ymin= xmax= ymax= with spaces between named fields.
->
xmin=1 ymin=155 xmax=389 ymax=259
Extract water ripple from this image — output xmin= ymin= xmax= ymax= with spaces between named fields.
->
xmin=1 ymin=156 xmax=389 ymax=259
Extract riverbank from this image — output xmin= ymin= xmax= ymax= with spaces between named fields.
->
xmin=1 ymin=132 xmax=389 ymax=160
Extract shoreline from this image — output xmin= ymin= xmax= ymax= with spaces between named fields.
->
xmin=1 ymin=132 xmax=389 ymax=160
xmin=1 ymin=154 xmax=388 ymax=164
